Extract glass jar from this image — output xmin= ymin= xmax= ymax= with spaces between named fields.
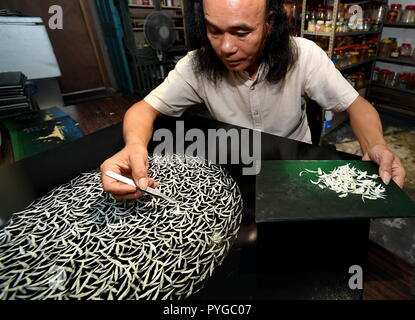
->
xmin=387 ymin=72 xmax=401 ymax=87
xmin=335 ymin=21 xmax=341 ymax=32
xmin=356 ymin=72 xmax=366 ymax=88
xmin=326 ymin=6 xmax=333 ymax=21
xmin=324 ymin=21 xmax=333 ymax=32
xmin=413 ymin=48 xmax=415 ymax=60
xmin=377 ymin=69 xmax=389 ymax=85
xmin=391 ymin=46 xmax=400 ymax=58
xmin=349 ymin=51 xmax=360 ymax=64
xmin=304 ymin=11 xmax=310 ymax=30
xmin=373 ymin=67 xmax=380 ymax=82
xmin=350 ymin=75 xmax=358 ymax=88
xmin=363 ymin=19 xmax=372 ymax=31
xmin=388 ymin=37 xmax=398 ymax=48
xmin=401 ymin=5 xmax=415 ymax=23
xmin=315 ymin=20 xmax=325 ymax=32
xmin=386 ymin=4 xmax=402 ymax=22
xmin=317 ymin=8 xmax=326 ymax=21
xmin=400 ymin=43 xmax=412 ymax=57
xmin=360 ymin=46 xmax=369 ymax=60
xmin=379 ymin=39 xmax=393 ymax=57
xmin=399 ymin=74 xmax=410 ymax=89
xmin=368 ymin=49 xmax=376 ymax=58
xmin=308 ymin=18 xmax=316 ymax=31
xmin=342 ymin=20 xmax=349 ymax=32
xmin=344 ymin=52 xmax=352 ymax=66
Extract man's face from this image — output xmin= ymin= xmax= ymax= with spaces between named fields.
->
xmin=203 ymin=0 xmax=269 ymax=75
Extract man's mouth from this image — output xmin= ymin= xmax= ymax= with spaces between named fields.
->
xmin=224 ymin=59 xmax=244 ymax=65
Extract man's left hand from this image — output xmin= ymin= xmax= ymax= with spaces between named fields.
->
xmin=362 ymin=144 xmax=406 ymax=189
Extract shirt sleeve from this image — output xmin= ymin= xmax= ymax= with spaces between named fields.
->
xmin=303 ymin=40 xmax=359 ymax=112
xmin=144 ymin=51 xmax=204 ymax=117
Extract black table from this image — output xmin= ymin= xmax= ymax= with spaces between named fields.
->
xmin=0 ymin=114 xmax=385 ymax=299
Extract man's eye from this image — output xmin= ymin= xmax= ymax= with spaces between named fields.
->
xmin=235 ymin=32 xmax=249 ymax=37
xmin=208 ymin=29 xmax=221 ymax=35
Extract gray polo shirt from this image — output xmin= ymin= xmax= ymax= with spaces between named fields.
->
xmin=144 ymin=37 xmax=359 ymax=143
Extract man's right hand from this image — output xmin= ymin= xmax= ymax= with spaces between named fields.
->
xmin=100 ymin=143 xmax=159 ymax=200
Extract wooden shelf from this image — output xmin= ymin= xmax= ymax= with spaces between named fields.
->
xmin=376 ymin=57 xmax=415 ymax=67
xmin=335 ymin=30 xmax=380 ymax=36
xmin=303 ymin=30 xmax=380 ymax=37
xmin=338 ymin=58 xmax=376 ymax=71
xmin=303 ymin=31 xmax=331 ymax=36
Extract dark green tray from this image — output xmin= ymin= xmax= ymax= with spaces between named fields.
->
xmin=256 ymin=160 xmax=415 ymax=222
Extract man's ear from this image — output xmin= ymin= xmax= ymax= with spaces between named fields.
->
xmin=265 ymin=11 xmax=276 ymax=34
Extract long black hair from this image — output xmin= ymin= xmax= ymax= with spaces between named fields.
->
xmin=186 ymin=0 xmax=298 ymax=84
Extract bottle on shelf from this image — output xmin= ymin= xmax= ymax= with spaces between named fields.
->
xmin=400 ymin=43 xmax=413 ymax=58
xmin=401 ymin=5 xmax=415 ymax=24
xmin=390 ymin=46 xmax=400 ymax=58
xmin=379 ymin=39 xmax=393 ymax=57
xmin=386 ymin=4 xmax=403 ymax=23
xmin=316 ymin=20 xmax=325 ymax=32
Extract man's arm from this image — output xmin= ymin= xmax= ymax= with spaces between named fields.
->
xmin=347 ymin=96 xmax=406 ymax=188
xmin=100 ymin=100 xmax=162 ymax=200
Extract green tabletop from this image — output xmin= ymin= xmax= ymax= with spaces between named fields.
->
xmin=256 ymin=160 xmax=415 ymax=222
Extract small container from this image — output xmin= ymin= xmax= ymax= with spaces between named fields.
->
xmin=379 ymin=39 xmax=393 ymax=57
xmin=373 ymin=67 xmax=380 ymax=82
xmin=349 ymin=51 xmax=360 ymax=64
xmin=360 ymin=46 xmax=369 ymax=60
xmin=388 ymin=37 xmax=398 ymax=48
xmin=363 ymin=19 xmax=372 ymax=31
xmin=391 ymin=46 xmax=400 ymax=58
xmin=386 ymin=4 xmax=403 ymax=22
xmin=315 ymin=20 xmax=325 ymax=32
xmin=399 ymin=74 xmax=410 ymax=89
xmin=377 ymin=69 xmax=390 ymax=85
xmin=401 ymin=5 xmax=415 ymax=23
xmin=368 ymin=49 xmax=376 ymax=58
xmin=356 ymin=72 xmax=366 ymax=88
xmin=308 ymin=18 xmax=316 ymax=32
xmin=336 ymin=21 xmax=343 ymax=32
xmin=344 ymin=52 xmax=352 ymax=66
xmin=324 ymin=20 xmax=333 ymax=32
xmin=317 ymin=8 xmax=326 ymax=21
xmin=413 ymin=48 xmax=415 ymax=60
xmin=326 ymin=6 xmax=334 ymax=21
xmin=400 ymin=43 xmax=412 ymax=57
xmin=387 ymin=72 xmax=401 ymax=87
xmin=350 ymin=75 xmax=359 ymax=88
xmin=342 ymin=20 xmax=349 ymax=32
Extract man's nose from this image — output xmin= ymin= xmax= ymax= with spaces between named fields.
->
xmin=220 ymin=33 xmax=238 ymax=56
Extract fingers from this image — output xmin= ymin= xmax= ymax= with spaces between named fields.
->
xmin=362 ymin=153 xmax=371 ymax=161
xmin=391 ymin=156 xmax=406 ymax=189
xmin=112 ymin=190 xmax=144 ymax=201
xmin=100 ymin=160 xmax=137 ymax=195
xmin=129 ymin=152 xmax=149 ymax=187
xmin=377 ymin=150 xmax=394 ymax=185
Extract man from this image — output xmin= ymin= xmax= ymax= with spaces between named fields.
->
xmin=100 ymin=0 xmax=405 ymax=200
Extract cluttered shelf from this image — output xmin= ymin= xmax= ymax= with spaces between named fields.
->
xmin=339 ymin=58 xmax=376 ymax=71
xmin=303 ymin=30 xmax=380 ymax=36
xmin=376 ymin=57 xmax=415 ymax=67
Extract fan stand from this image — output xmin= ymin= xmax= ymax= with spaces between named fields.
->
xmin=156 ymin=49 xmax=165 ymax=79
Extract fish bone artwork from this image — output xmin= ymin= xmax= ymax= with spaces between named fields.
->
xmin=0 ymin=154 xmax=243 ymax=300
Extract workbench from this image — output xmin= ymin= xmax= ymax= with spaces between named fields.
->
xmin=1 ymin=114 xmax=413 ymax=300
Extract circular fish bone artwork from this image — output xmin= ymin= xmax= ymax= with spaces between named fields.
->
xmin=0 ymin=154 xmax=243 ymax=299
